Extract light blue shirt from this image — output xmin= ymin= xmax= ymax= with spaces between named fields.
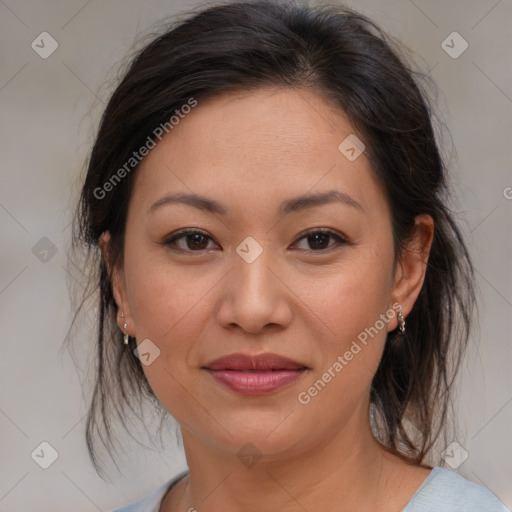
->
xmin=110 ymin=467 xmax=510 ymax=511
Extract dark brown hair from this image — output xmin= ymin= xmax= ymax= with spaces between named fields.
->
xmin=66 ymin=0 xmax=475 ymax=480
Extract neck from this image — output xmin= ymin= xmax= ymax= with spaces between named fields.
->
xmin=162 ymin=399 xmax=410 ymax=512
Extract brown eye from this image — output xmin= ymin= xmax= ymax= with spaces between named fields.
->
xmin=293 ymin=230 xmax=347 ymax=251
xmin=159 ymin=228 xmax=347 ymax=254
xmin=161 ymin=230 xmax=218 ymax=252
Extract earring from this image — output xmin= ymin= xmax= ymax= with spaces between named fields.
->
xmin=123 ymin=322 xmax=129 ymax=345
xmin=397 ymin=305 xmax=406 ymax=334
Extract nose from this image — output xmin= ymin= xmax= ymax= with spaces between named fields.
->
xmin=216 ymin=245 xmax=293 ymax=335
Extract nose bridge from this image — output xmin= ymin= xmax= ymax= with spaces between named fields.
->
xmin=233 ymin=239 xmax=278 ymax=303
xmin=218 ymin=238 xmax=290 ymax=332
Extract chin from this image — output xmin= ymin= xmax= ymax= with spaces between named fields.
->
xmin=193 ymin=410 xmax=312 ymax=461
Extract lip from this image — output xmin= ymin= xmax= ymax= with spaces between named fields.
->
xmin=202 ymin=353 xmax=309 ymax=395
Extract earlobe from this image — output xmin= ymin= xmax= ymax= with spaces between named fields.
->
xmin=391 ymin=214 xmax=434 ymax=322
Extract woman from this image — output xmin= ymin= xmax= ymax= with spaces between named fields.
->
xmin=69 ymin=1 xmax=509 ymax=511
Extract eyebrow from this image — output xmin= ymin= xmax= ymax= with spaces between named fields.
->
xmin=148 ymin=190 xmax=363 ymax=216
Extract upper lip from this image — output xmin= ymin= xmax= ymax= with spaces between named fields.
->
xmin=202 ymin=353 xmax=308 ymax=371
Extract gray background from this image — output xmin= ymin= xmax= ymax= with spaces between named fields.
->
xmin=0 ymin=0 xmax=511 ymax=510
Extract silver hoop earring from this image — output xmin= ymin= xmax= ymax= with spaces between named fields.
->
xmin=397 ymin=306 xmax=406 ymax=334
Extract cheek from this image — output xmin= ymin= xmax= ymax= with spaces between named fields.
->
xmin=122 ymin=247 xmax=224 ymax=376
xmin=297 ymin=245 xmax=394 ymax=396
xmin=123 ymin=255 xmax=211 ymax=416
xmin=299 ymin=247 xmax=393 ymax=339
xmin=124 ymin=244 xmax=210 ymax=340
xmin=297 ymin=275 xmax=392 ymax=417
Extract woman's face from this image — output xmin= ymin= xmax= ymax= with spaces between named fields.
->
xmin=104 ymin=86 xmax=431 ymax=460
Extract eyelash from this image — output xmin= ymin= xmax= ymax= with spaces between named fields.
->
xmin=159 ymin=228 xmax=348 ymax=254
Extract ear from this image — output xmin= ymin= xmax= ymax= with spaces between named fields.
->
xmin=98 ymin=231 xmax=135 ymax=337
xmin=389 ymin=214 xmax=434 ymax=330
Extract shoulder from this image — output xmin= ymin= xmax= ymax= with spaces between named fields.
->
xmin=404 ymin=467 xmax=510 ymax=512
xmin=109 ymin=471 xmax=189 ymax=512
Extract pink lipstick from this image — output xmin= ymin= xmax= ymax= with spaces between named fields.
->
xmin=202 ymin=353 xmax=308 ymax=395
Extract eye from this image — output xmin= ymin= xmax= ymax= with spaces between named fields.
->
xmin=292 ymin=229 xmax=348 ymax=252
xmin=159 ymin=228 xmax=348 ymax=254
xmin=160 ymin=229 xmax=219 ymax=252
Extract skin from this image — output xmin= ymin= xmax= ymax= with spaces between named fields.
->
xmin=100 ymin=86 xmax=434 ymax=511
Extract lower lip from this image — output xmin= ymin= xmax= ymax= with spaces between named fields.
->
xmin=204 ymin=369 xmax=307 ymax=395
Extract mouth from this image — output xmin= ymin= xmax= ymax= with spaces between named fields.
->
xmin=202 ymin=353 xmax=309 ymax=395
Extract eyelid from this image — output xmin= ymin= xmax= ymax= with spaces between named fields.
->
xmin=291 ymin=228 xmax=348 ymax=251
xmin=294 ymin=227 xmax=347 ymax=242
xmin=158 ymin=228 xmax=219 ymax=252
xmin=159 ymin=227 xmax=349 ymax=253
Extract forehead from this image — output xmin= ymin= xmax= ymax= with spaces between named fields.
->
xmin=130 ymin=86 xmax=386 ymax=220
xmin=150 ymin=86 xmax=355 ymax=166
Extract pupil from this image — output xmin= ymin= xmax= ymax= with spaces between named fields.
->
xmin=189 ymin=234 xmax=207 ymax=249
xmin=310 ymin=233 xmax=328 ymax=249
xmin=184 ymin=233 xmax=331 ymax=250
